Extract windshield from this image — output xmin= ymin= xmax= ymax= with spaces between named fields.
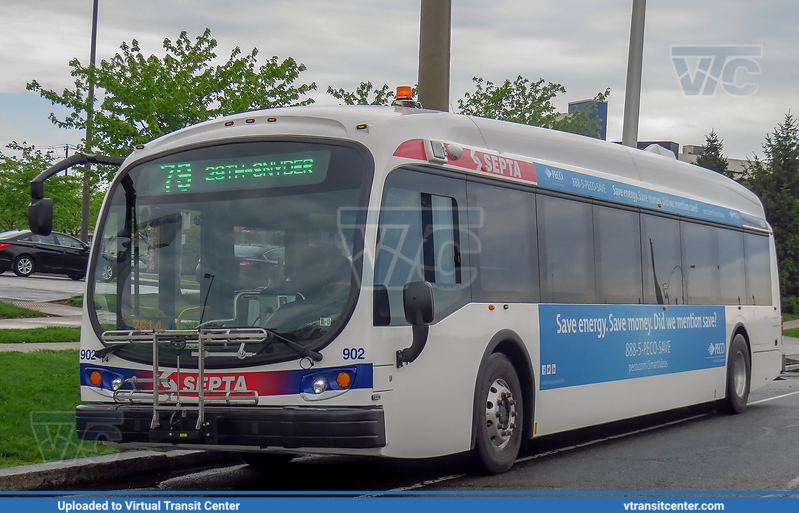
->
xmin=90 ymin=140 xmax=371 ymax=364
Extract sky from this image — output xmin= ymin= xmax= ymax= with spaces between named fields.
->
xmin=0 ymin=0 xmax=796 ymax=161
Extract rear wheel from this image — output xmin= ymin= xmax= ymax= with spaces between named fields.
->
xmin=473 ymin=353 xmax=523 ymax=474
xmin=13 ymin=255 xmax=34 ymax=277
xmin=723 ymin=333 xmax=751 ymax=414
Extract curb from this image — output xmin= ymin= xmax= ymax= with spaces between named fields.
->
xmin=0 ymin=450 xmax=237 ymax=491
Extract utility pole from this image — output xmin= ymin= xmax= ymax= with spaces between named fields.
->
xmin=622 ymin=0 xmax=646 ymax=148
xmin=417 ymin=0 xmax=451 ymax=112
xmin=81 ymin=0 xmax=99 ymax=243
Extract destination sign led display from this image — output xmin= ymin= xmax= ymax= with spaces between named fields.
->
xmin=146 ymin=150 xmax=331 ymax=195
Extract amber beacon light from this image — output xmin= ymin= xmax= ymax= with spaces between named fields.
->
xmin=396 ymin=86 xmax=413 ymax=100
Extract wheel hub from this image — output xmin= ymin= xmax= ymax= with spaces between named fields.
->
xmin=485 ymin=378 xmax=517 ymax=450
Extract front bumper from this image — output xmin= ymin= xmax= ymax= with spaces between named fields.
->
xmin=76 ymin=404 xmax=386 ymax=449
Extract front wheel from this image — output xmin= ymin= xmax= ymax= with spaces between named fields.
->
xmin=723 ymin=333 xmax=751 ymax=414
xmin=474 ymin=353 xmax=523 ymax=474
xmin=13 ymin=255 xmax=35 ymax=277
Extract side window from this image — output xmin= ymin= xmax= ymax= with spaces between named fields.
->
xmin=32 ymin=234 xmax=57 ymax=245
xmin=56 ymin=234 xmax=85 ymax=249
xmin=641 ymin=214 xmax=682 ymax=304
xmin=682 ymin=222 xmax=721 ymax=305
xmin=374 ymin=168 xmax=470 ymax=325
xmin=538 ymin=195 xmax=596 ymax=303
xmin=468 ymin=182 xmax=539 ymax=303
xmin=745 ymin=233 xmax=772 ymax=305
xmin=718 ymin=228 xmax=746 ymax=305
xmin=594 ymin=205 xmax=643 ymax=304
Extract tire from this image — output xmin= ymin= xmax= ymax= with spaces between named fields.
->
xmin=68 ymin=273 xmax=85 ymax=281
xmin=723 ymin=333 xmax=751 ymax=414
xmin=101 ymin=263 xmax=114 ymax=282
xmin=473 ymin=353 xmax=523 ymax=474
xmin=13 ymin=255 xmax=35 ymax=277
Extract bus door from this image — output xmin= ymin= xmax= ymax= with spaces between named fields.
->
xmin=373 ymin=167 xmax=472 ymax=362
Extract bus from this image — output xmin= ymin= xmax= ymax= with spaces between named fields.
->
xmin=29 ymin=102 xmax=782 ymax=474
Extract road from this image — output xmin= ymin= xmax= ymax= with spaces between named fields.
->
xmin=0 ymin=273 xmax=86 ymax=302
xmin=86 ymin=370 xmax=799 ymax=493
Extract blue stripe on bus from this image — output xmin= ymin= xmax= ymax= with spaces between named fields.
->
xmin=535 ymin=164 xmax=744 ymax=227
xmin=538 ymin=304 xmax=727 ymax=390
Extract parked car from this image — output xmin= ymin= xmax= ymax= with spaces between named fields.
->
xmin=195 ymin=244 xmax=284 ymax=289
xmin=0 ymin=229 xmax=89 ymax=280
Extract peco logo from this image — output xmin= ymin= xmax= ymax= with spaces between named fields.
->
xmin=544 ymin=168 xmax=564 ymax=181
xmin=671 ymin=45 xmax=762 ymax=97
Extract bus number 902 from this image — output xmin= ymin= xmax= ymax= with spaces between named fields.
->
xmin=343 ymin=348 xmax=364 ymax=360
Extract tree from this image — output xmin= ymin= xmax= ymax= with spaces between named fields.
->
xmin=27 ymin=29 xmax=316 ymax=163
xmin=742 ymin=113 xmax=799 ymax=309
xmin=0 ymin=143 xmax=96 ymax=235
xmin=327 ymin=82 xmax=398 ymax=105
xmin=457 ymin=76 xmax=610 ymax=138
xmin=695 ymin=129 xmax=730 ymax=177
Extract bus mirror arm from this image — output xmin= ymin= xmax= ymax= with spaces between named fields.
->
xmin=28 ymin=153 xmax=125 ymax=235
xmin=396 ymin=281 xmax=435 ymax=368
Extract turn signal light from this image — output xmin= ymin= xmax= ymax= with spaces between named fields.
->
xmin=89 ymin=371 xmax=102 ymax=386
xmin=336 ymin=371 xmax=352 ymax=388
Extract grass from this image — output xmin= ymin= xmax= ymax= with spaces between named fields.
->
xmin=784 ymin=327 xmax=799 ymax=338
xmin=0 ymin=327 xmax=81 ymax=343
xmin=66 ymin=295 xmax=83 ymax=308
xmin=784 ymin=313 xmax=799 ymax=322
xmin=0 ymin=350 xmax=119 ymax=468
xmin=0 ymin=301 xmax=45 ymax=319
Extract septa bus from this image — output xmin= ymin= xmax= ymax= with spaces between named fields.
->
xmin=28 ymin=100 xmax=781 ymax=474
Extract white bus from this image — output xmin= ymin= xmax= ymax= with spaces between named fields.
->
xmin=29 ymin=102 xmax=782 ymax=474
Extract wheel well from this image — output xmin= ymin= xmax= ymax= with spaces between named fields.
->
xmin=491 ymin=339 xmax=535 ymax=441
xmin=471 ymin=329 xmax=535 ymax=441
xmin=732 ymin=323 xmax=751 ymax=359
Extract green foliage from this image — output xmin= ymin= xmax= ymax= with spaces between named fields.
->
xmin=457 ymin=76 xmax=609 ymax=138
xmin=0 ymin=300 xmax=45 ymax=319
xmin=695 ymin=129 xmax=731 ymax=177
xmin=327 ymin=82 xmax=416 ymax=105
xmin=0 ymin=143 xmax=96 ymax=235
xmin=27 ymin=28 xmax=316 ymax=163
xmin=742 ymin=113 xmax=799 ymax=300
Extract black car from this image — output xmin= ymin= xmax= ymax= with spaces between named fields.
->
xmin=0 ymin=229 xmax=89 ymax=280
xmin=195 ymin=244 xmax=284 ymax=288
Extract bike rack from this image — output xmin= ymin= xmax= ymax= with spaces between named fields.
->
xmin=101 ymin=328 xmax=266 ymax=432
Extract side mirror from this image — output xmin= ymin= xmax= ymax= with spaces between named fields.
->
xmin=403 ymin=281 xmax=434 ymax=325
xmin=28 ymin=198 xmax=53 ymax=236
xmin=397 ymin=281 xmax=435 ymax=367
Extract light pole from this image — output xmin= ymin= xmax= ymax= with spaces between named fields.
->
xmin=81 ymin=0 xmax=99 ymax=243
xmin=622 ymin=0 xmax=646 ymax=148
xmin=417 ymin=0 xmax=451 ymax=111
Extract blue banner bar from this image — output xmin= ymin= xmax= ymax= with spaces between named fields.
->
xmin=0 ymin=495 xmax=791 ymax=513
xmin=536 ymin=163 xmax=745 ymax=227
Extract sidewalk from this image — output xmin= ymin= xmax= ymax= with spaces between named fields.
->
xmin=0 ymin=300 xmax=82 ymax=352
xmin=0 ymin=300 xmax=82 ymax=329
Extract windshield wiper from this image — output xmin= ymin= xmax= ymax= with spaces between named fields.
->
xmin=259 ymin=328 xmax=323 ymax=361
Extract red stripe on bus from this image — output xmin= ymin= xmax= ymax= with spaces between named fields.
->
xmin=393 ymin=139 xmax=426 ymax=160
